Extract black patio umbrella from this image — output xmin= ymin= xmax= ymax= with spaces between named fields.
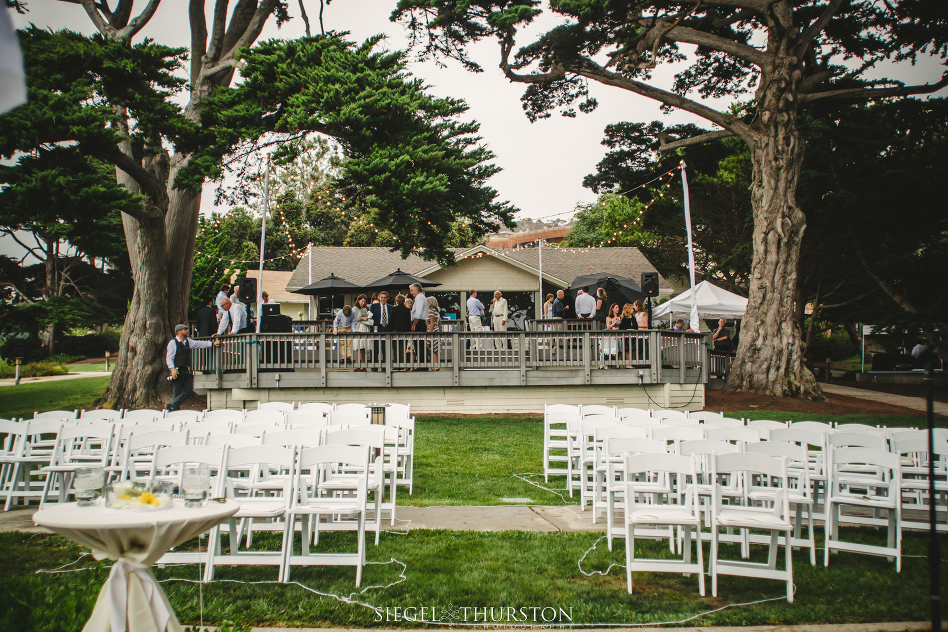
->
xmin=291 ymin=273 xmax=361 ymax=296
xmin=363 ymin=268 xmax=441 ymax=290
xmin=568 ymin=273 xmax=643 ymax=306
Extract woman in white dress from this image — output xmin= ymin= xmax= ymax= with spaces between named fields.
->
xmin=351 ymin=294 xmax=374 ymax=371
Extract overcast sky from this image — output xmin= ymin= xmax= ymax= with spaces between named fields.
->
xmin=9 ymin=1 xmax=947 ymax=229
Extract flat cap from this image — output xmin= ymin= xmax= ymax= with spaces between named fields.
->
xmin=175 ymin=324 xmax=188 ymax=333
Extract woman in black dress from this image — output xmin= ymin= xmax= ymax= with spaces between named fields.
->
xmin=617 ymin=303 xmax=638 ymax=368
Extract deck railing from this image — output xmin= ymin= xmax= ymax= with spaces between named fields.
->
xmin=192 ymin=329 xmax=708 ymax=389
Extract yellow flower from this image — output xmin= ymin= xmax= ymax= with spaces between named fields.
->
xmin=139 ymin=491 xmax=159 ymax=506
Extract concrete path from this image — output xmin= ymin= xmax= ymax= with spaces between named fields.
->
xmin=244 ymin=623 xmax=941 ymax=632
xmin=0 ymin=371 xmax=111 ymax=387
xmin=822 ymin=383 xmax=948 ymax=416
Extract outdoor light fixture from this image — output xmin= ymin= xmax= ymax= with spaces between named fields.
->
xmin=371 ymin=405 xmax=386 ymax=425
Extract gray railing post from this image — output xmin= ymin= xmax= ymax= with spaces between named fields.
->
xmin=452 ymin=332 xmax=460 ymax=385
xmin=650 ymin=331 xmax=660 ymax=383
xmin=519 ymin=332 xmax=526 ymax=385
xmin=319 ymin=333 xmax=327 ymax=387
xmin=385 ymin=334 xmax=392 ymax=387
xmin=247 ymin=334 xmax=257 ymax=388
xmin=679 ymin=333 xmax=686 ymax=383
xmin=583 ymin=330 xmax=591 ymax=384
xmin=701 ymin=337 xmax=709 ymax=384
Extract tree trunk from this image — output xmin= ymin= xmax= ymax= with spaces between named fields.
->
xmin=101 ymin=213 xmax=175 ymax=409
xmin=723 ymin=25 xmax=823 ymax=399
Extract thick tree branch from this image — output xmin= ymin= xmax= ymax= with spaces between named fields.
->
xmin=499 ymin=35 xmax=566 ymax=83
xmin=114 ymin=0 xmax=159 ymax=39
xmin=1 ymin=281 xmax=36 ymax=303
xmin=189 ymin=0 xmax=208 ymax=83
xmin=800 ymin=74 xmax=948 ymax=104
xmin=798 ymin=69 xmax=833 ymax=94
xmin=220 ymin=0 xmax=279 ymax=64
xmin=298 ymin=0 xmax=312 ymax=37
xmin=853 ymin=247 xmax=917 ymax=313
xmin=96 ymin=148 xmax=163 ymax=218
xmin=206 ymin=0 xmax=231 ymax=64
xmin=794 ymin=0 xmax=845 ymax=59
xmin=576 ymin=61 xmax=755 ymax=144
xmin=2 ymin=229 xmax=45 ymax=262
xmin=663 ymin=23 xmax=770 ymax=67
xmin=659 ymin=129 xmax=736 ymax=152
xmin=79 ymin=0 xmax=112 ymax=36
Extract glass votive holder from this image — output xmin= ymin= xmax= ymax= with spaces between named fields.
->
xmin=182 ymin=464 xmax=211 ymax=508
xmin=74 ymin=467 xmax=105 ymax=507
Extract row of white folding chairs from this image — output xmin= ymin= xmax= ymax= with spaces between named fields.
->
xmin=0 ymin=413 xmax=415 ymax=510
xmin=148 ymin=441 xmax=381 ymax=586
xmin=621 ymin=450 xmax=797 ymax=601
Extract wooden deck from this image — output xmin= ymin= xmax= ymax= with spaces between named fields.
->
xmin=192 ymin=330 xmax=709 ymax=391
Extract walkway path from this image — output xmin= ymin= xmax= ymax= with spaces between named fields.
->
xmin=821 ymin=383 xmax=948 ymax=416
xmin=0 ymin=371 xmax=111 ymax=387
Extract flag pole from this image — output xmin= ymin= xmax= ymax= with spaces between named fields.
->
xmin=680 ymin=160 xmax=699 ymax=332
xmin=255 ymin=156 xmax=269 ymax=333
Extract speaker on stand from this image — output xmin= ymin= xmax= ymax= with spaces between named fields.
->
xmin=641 ymin=272 xmax=660 ymax=328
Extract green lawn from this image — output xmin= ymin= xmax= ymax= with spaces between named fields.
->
xmin=1 ymin=527 xmax=944 ymax=631
xmin=65 ymin=363 xmax=110 ymax=373
xmin=0 ymin=376 xmax=109 ymax=419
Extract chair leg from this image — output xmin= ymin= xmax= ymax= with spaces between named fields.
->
xmin=356 ymin=510 xmax=366 ymax=587
xmin=767 ymin=530 xmax=778 ymax=569
xmin=710 ymin=527 xmax=719 ymax=597
xmin=38 ymin=471 xmax=55 ymax=510
xmin=278 ymin=515 xmax=291 ymax=584
xmin=806 ymin=503 xmax=816 ymax=566
xmin=204 ymin=525 xmax=220 ymax=582
xmin=696 ymin=526 xmax=706 ymax=597
xmin=625 ymin=523 xmax=635 ymax=595
xmin=785 ymin=529 xmax=794 ymax=603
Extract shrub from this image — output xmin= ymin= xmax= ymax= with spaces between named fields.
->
xmin=48 ymin=354 xmax=83 ymax=364
xmin=806 ymin=330 xmax=858 ymax=362
xmin=57 ymin=327 xmax=122 ymax=358
xmin=0 ymin=359 xmax=68 ymax=379
xmin=0 ymin=335 xmax=47 ymax=363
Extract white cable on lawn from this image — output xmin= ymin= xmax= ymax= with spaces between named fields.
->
xmin=577 ymin=535 xmax=624 ymax=577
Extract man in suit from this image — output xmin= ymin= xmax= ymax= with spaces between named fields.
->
xmin=370 ymin=291 xmax=393 ymax=370
xmin=195 ymin=297 xmax=217 ymax=337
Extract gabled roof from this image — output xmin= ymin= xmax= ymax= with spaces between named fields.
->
xmin=285 ymin=245 xmax=671 ymax=292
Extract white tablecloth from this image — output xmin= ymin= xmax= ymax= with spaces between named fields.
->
xmin=34 ymin=499 xmax=238 ymax=632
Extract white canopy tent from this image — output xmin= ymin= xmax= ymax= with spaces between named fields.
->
xmin=652 ymin=281 xmax=747 ymax=325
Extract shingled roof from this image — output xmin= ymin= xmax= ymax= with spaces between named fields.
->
xmin=286 ymin=246 xmax=671 ymax=293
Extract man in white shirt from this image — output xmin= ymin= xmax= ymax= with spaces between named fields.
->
xmin=491 ymin=290 xmax=508 ymax=350
xmin=216 ymin=297 xmax=248 ymax=336
xmin=215 ymin=283 xmax=230 ymax=320
xmin=466 ymin=290 xmax=485 ymax=350
xmin=575 ymin=287 xmax=597 ymax=319
xmin=166 ymin=324 xmax=219 ymax=411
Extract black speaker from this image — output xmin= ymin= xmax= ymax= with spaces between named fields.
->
xmin=261 ymin=314 xmax=292 ymax=333
xmin=641 ymin=272 xmax=660 ymax=297
xmin=262 ymin=303 xmax=281 ymax=318
xmin=238 ymin=277 xmax=257 ymax=303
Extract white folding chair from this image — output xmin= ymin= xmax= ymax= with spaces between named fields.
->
xmin=258 ymin=401 xmax=295 ymax=414
xmin=701 ymin=416 xmax=745 ymax=429
xmin=243 ymin=409 xmax=287 ymax=427
xmin=543 ymin=404 xmax=580 ymax=482
xmin=205 ymin=445 xmax=296 ymax=581
xmin=39 ymin=423 xmax=114 ymax=508
xmin=0 ymin=420 xmax=28 ymax=508
xmin=205 ymin=434 xmax=262 ymax=449
xmin=332 ymin=403 xmax=371 ymax=419
xmin=892 ymin=432 xmax=948 ymax=532
xmin=284 ymin=445 xmax=370 ymax=586
xmin=592 ymin=425 xmax=648 ymax=521
xmin=203 ymin=409 xmax=246 ymax=425
xmin=149 ymin=445 xmax=226 ymax=565
xmin=688 ymin=410 xmax=724 ymax=422
xmin=746 ymin=419 xmax=788 ymax=440
xmin=327 ymin=412 xmax=372 ymax=428
xmin=625 ymin=452 xmax=705 ymax=596
xmin=771 ymin=427 xmax=828 ymax=519
xmin=790 ymin=420 xmax=835 ymax=435
xmin=3 ymin=419 xmax=63 ymax=510
xmin=121 ymin=409 xmax=165 ymax=424
xmin=836 ymin=423 xmax=885 ymax=435
xmin=118 ymin=429 xmax=191 ymax=484
xmin=651 ymin=425 xmax=706 ymax=454
xmin=710 ymin=452 xmax=794 ymax=602
xmin=262 ymin=430 xmax=323 ymax=449
xmin=34 ymin=410 xmax=79 ymax=422
xmin=165 ymin=410 xmax=203 ymax=425
xmin=824 ymin=447 xmax=902 ymax=570
xmin=706 ymin=426 xmax=764 ymax=447
xmin=286 ymin=412 xmax=331 ymax=429
xmin=617 ymin=408 xmax=655 ymax=424
xmin=181 ymin=421 xmax=232 ymax=444
xmin=652 ymin=409 xmax=689 ymax=419
xmin=79 ymin=409 xmax=123 ymax=423
xmin=582 ymin=405 xmax=617 ymax=418
xmin=234 ymin=423 xmax=281 ymax=438
xmin=324 ymin=427 xmax=393 ymax=537
xmin=603 ymin=437 xmax=668 ymax=549
xmin=385 ymin=415 xmax=416 ymax=494
xmin=746 ymin=441 xmax=817 ymax=565
xmin=296 ymin=402 xmax=334 ymax=417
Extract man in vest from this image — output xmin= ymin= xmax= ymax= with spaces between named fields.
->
xmin=166 ymin=324 xmax=220 ymax=411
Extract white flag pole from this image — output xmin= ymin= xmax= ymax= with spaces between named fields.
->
xmin=680 ymin=160 xmax=700 ymax=333
xmin=255 ymin=157 xmax=270 ymax=333
xmin=538 ymin=237 xmax=543 ymax=317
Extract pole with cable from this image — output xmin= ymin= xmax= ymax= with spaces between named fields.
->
xmin=680 ymin=160 xmax=699 ymax=333
xmin=255 ymin=157 xmax=269 ymax=334
xmin=538 ymin=237 xmax=543 ymax=318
